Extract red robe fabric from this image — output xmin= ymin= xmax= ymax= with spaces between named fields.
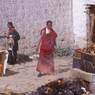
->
xmin=36 ymin=28 xmax=57 ymax=74
xmin=8 ymin=28 xmax=13 ymax=33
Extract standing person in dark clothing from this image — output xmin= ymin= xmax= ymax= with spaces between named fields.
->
xmin=7 ymin=22 xmax=20 ymax=64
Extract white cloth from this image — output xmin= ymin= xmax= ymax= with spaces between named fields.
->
xmin=46 ymin=28 xmax=50 ymax=34
xmin=0 ymin=50 xmax=8 ymax=75
xmin=3 ymin=50 xmax=8 ymax=75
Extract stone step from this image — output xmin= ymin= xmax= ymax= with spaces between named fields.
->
xmin=70 ymin=68 xmax=95 ymax=83
xmin=70 ymin=68 xmax=95 ymax=93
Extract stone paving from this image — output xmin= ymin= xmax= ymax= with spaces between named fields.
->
xmin=0 ymin=56 xmax=73 ymax=93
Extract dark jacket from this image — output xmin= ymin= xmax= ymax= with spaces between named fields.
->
xmin=8 ymin=29 xmax=20 ymax=51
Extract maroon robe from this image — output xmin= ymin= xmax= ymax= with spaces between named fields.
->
xmin=36 ymin=28 xmax=57 ymax=74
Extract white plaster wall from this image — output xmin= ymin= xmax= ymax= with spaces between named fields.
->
xmin=0 ymin=0 xmax=74 ymax=55
xmin=86 ymin=0 xmax=95 ymax=4
xmin=73 ymin=0 xmax=87 ymax=48
xmin=73 ymin=0 xmax=95 ymax=49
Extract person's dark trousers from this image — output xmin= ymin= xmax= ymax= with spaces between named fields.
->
xmin=13 ymin=48 xmax=17 ymax=64
xmin=7 ymin=50 xmax=15 ymax=65
xmin=7 ymin=49 xmax=17 ymax=65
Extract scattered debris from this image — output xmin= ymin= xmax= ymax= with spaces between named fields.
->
xmin=37 ymin=78 xmax=89 ymax=95
xmin=29 ymin=54 xmax=39 ymax=60
xmin=55 ymin=48 xmax=73 ymax=57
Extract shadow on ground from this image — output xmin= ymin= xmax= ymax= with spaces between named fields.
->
xmin=16 ymin=54 xmax=33 ymax=64
xmin=0 ymin=91 xmax=40 ymax=95
xmin=4 ymin=69 xmax=19 ymax=77
xmin=55 ymin=68 xmax=70 ymax=74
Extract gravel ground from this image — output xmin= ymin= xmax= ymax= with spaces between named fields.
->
xmin=0 ymin=56 xmax=73 ymax=93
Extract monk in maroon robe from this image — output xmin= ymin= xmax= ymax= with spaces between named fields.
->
xmin=36 ymin=20 xmax=57 ymax=77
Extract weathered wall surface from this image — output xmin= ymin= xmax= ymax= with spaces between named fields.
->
xmin=73 ymin=0 xmax=87 ymax=49
xmin=0 ymin=0 xmax=74 ymax=55
xmin=73 ymin=0 xmax=95 ymax=49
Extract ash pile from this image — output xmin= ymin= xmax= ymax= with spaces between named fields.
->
xmin=37 ymin=78 xmax=89 ymax=95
